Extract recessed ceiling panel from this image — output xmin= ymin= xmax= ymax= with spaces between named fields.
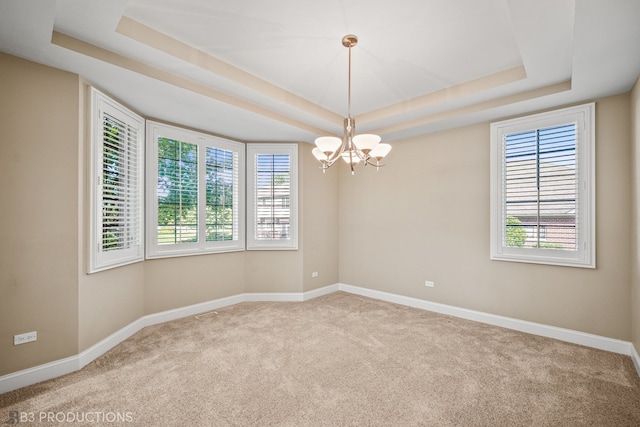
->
xmin=123 ymin=0 xmax=523 ymax=115
xmin=2 ymin=0 xmax=638 ymax=144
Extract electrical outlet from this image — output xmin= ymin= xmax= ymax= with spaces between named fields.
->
xmin=14 ymin=331 xmax=37 ymax=345
xmin=425 ymin=280 xmax=435 ymax=288
xmin=311 ymin=272 xmax=319 ymax=278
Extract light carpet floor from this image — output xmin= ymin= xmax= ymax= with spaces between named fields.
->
xmin=1 ymin=292 xmax=640 ymax=426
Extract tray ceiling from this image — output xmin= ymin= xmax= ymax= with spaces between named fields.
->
xmin=1 ymin=0 xmax=639 ymax=143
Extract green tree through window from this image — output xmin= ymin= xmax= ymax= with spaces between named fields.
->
xmin=101 ymin=117 xmax=126 ymax=251
xmin=206 ymin=147 xmax=235 ymax=241
xmin=148 ymin=121 xmax=245 ymax=258
xmin=157 ymin=138 xmax=198 ymax=244
xmin=505 ymin=215 xmax=526 ymax=247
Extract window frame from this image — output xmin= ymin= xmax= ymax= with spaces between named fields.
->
xmin=489 ymin=103 xmax=595 ymax=268
xmin=146 ymin=121 xmax=245 ymax=258
xmin=88 ymin=88 xmax=145 ymax=273
xmin=246 ymin=143 xmax=298 ymax=250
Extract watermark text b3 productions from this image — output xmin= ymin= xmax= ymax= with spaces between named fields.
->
xmin=4 ymin=411 xmax=134 ymax=424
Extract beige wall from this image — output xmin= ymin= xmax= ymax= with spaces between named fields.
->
xmin=632 ymin=76 xmax=640 ymax=356
xmin=301 ymin=143 xmax=339 ymax=291
xmin=0 ymin=54 xmax=341 ymax=376
xmin=244 ymin=143 xmax=339 ymax=294
xmin=0 ymin=53 xmax=80 ymax=375
xmin=339 ymin=94 xmax=632 ymax=340
xmin=77 ymin=81 xmax=146 ymax=352
xmin=78 ymin=264 xmax=145 ymax=352
xmin=144 ymin=142 xmax=340 ymax=309
xmin=1 ymin=51 xmax=635 ymax=379
xmin=144 ymin=253 xmax=245 ymax=313
xmin=244 ymin=251 xmax=302 ymax=293
xmin=244 ymin=148 xmax=305 ymax=294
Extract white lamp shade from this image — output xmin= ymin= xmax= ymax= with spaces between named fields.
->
xmin=370 ymin=143 xmax=392 ymax=159
xmin=312 ymin=147 xmax=326 ymax=161
xmin=314 ymin=136 xmax=342 ymax=154
xmin=341 ymin=151 xmax=361 ymax=164
xmin=352 ymin=134 xmax=381 ymax=152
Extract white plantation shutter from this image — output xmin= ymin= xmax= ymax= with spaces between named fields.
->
xmin=146 ymin=122 xmax=245 ymax=258
xmin=90 ymin=88 xmax=144 ymax=272
xmin=247 ymin=144 xmax=298 ymax=250
xmin=205 ymin=147 xmax=239 ymax=242
xmin=504 ymin=124 xmax=577 ymax=249
xmin=491 ymin=103 xmax=595 ymax=268
xmin=156 ymin=139 xmax=199 ymax=245
xmin=254 ymin=154 xmax=291 ymax=240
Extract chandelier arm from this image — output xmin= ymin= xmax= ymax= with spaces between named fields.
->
xmin=354 ymin=149 xmax=368 ymax=161
xmin=323 ymin=137 xmax=348 ymax=166
xmin=365 ymin=159 xmax=385 ymax=167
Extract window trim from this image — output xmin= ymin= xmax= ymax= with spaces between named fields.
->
xmin=146 ymin=121 xmax=245 ymax=259
xmin=246 ymin=143 xmax=298 ymax=250
xmin=489 ymin=103 xmax=595 ymax=268
xmin=88 ymin=88 xmax=145 ymax=273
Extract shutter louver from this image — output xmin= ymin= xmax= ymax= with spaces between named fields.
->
xmin=146 ymin=121 xmax=245 ymax=257
xmin=206 ymin=147 xmax=238 ymax=242
xmin=101 ymin=114 xmax=140 ymax=252
xmin=254 ymin=154 xmax=291 ymax=241
xmin=157 ymin=139 xmax=198 ymax=245
xmin=90 ymin=88 xmax=144 ymax=273
xmin=504 ymin=124 xmax=577 ymax=250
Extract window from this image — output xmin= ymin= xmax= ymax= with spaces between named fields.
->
xmin=490 ymin=103 xmax=595 ymax=268
xmin=247 ymin=144 xmax=298 ymax=250
xmin=146 ymin=122 xmax=245 ymax=258
xmin=89 ymin=88 xmax=145 ymax=273
xmin=524 ymin=225 xmax=547 ymax=242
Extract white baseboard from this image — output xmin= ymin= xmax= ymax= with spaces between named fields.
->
xmin=243 ymin=285 xmax=340 ymax=303
xmin=244 ymin=292 xmax=304 ymax=302
xmin=632 ymin=344 xmax=640 ymax=378
xmin=142 ymin=294 xmax=246 ymax=327
xmin=338 ymin=283 xmax=634 ymax=356
xmin=0 ymin=285 xmax=336 ymax=394
xmin=1 ymin=282 xmax=637 ymax=394
xmin=78 ymin=317 xmax=146 ymax=370
xmin=303 ymin=283 xmax=340 ymax=300
xmin=0 ymin=354 xmax=79 ymax=396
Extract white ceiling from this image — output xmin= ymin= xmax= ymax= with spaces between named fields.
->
xmin=1 ymin=0 xmax=639 ymax=143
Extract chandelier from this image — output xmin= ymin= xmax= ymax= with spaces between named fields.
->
xmin=312 ymin=34 xmax=391 ymax=175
